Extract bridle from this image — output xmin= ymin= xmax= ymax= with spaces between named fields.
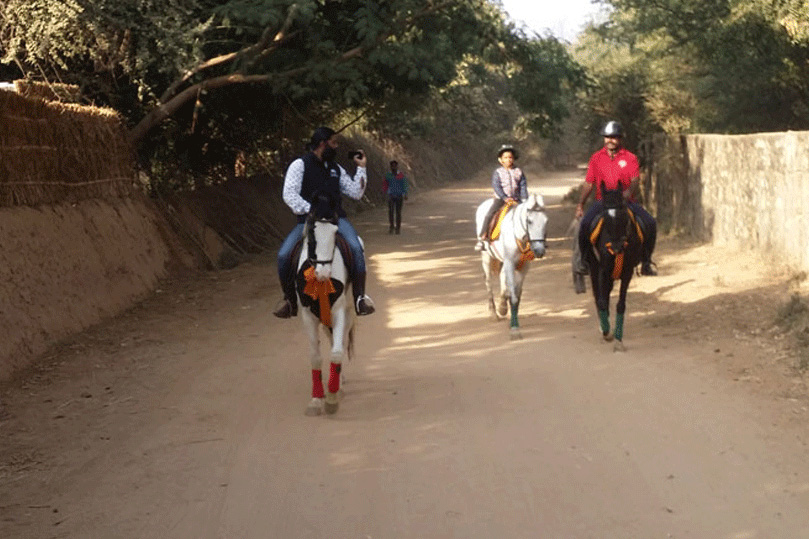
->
xmin=603 ymin=208 xmax=631 ymax=256
xmin=516 ymin=200 xmax=547 ymax=244
xmin=306 ymin=215 xmax=338 ymax=266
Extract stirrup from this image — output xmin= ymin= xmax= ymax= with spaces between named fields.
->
xmin=474 ymin=240 xmax=486 ymax=251
xmin=355 ymin=295 xmax=375 ymax=316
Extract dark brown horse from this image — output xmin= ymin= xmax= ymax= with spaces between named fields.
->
xmin=583 ymin=185 xmax=643 ymax=351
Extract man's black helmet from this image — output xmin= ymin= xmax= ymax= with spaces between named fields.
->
xmin=497 ymin=144 xmax=519 ymax=160
xmin=600 ymin=121 xmax=623 ymax=137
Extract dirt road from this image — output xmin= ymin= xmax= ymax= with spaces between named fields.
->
xmin=2 ymin=166 xmax=809 ymax=538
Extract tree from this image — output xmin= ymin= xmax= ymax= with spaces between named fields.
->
xmin=589 ymin=0 xmax=809 ymax=134
xmin=1 ymin=0 xmax=584 ymax=186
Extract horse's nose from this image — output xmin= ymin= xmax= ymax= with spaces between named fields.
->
xmin=315 ymin=265 xmax=331 ymax=281
xmin=531 ymin=240 xmax=546 ymax=259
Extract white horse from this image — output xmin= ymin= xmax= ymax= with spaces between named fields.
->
xmin=295 ymin=197 xmax=355 ymax=416
xmin=475 ymin=193 xmax=548 ymax=339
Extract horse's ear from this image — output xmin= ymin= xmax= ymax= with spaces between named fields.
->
xmin=528 ymin=193 xmax=544 ymax=210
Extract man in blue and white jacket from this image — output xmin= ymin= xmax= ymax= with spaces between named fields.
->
xmin=273 ymin=127 xmax=375 ymax=318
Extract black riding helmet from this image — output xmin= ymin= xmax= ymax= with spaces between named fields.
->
xmin=497 ymin=144 xmax=519 ymax=160
xmin=600 ymin=121 xmax=623 ymax=138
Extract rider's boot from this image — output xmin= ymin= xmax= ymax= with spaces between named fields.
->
xmin=640 ymin=243 xmax=658 ymax=276
xmin=272 ymin=278 xmax=298 ymax=318
xmin=353 ymin=271 xmax=375 ymax=316
xmin=640 ymin=260 xmax=658 ymax=276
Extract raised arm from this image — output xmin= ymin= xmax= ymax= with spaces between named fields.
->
xmin=339 ymin=165 xmax=367 ymax=200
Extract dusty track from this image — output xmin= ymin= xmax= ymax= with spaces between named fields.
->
xmin=1 ymin=166 xmax=808 ymax=538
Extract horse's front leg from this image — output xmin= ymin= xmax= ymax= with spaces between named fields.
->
xmin=507 ymin=263 xmax=527 ymax=340
xmin=302 ymin=312 xmax=325 ymax=416
xmin=324 ymin=298 xmax=349 ymax=415
xmin=612 ymin=274 xmax=632 ymax=351
xmin=501 ymin=259 xmax=523 ymax=338
xmin=594 ymin=271 xmax=614 ymax=341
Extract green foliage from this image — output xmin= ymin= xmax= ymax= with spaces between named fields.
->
xmin=1 ymin=0 xmax=208 ymax=99
xmin=508 ymin=37 xmax=586 ymax=137
xmin=1 ymin=0 xmax=584 ymax=190
xmin=585 ymin=0 xmax=809 ymax=136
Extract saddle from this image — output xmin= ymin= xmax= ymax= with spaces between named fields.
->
xmin=587 ymin=207 xmax=645 ymax=247
xmin=487 ymin=199 xmax=517 ymax=241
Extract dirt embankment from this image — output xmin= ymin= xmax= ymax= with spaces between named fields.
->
xmin=0 ymin=195 xmax=194 ymax=380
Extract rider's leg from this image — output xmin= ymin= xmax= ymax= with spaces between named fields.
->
xmin=476 ymin=198 xmax=505 ymax=251
xmin=482 ymin=198 xmax=505 ymax=238
xmin=578 ymin=201 xmax=603 ymax=270
xmin=337 ymin=218 xmax=375 ymax=315
xmin=273 ymin=223 xmax=304 ymax=318
xmin=629 ymin=202 xmax=658 ymax=275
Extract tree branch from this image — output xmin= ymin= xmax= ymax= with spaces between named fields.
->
xmin=130 ymin=1 xmax=461 ymax=144
xmin=159 ymin=4 xmax=300 ymax=103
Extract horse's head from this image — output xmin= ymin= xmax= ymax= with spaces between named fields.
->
xmin=597 ymin=184 xmax=632 ymax=257
xmin=305 ymin=193 xmax=339 ymax=282
xmin=524 ymin=193 xmax=548 ymax=258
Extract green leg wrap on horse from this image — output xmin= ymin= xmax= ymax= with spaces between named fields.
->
xmin=614 ymin=313 xmax=624 ymax=341
xmin=598 ymin=310 xmax=610 ymax=334
xmin=510 ymin=304 xmax=519 ymax=328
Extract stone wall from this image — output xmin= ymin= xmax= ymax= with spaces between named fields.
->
xmin=648 ymin=131 xmax=809 ymax=272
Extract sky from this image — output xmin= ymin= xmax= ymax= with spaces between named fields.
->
xmin=498 ymin=0 xmax=608 ymax=42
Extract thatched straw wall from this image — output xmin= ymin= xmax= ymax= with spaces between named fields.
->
xmin=13 ymin=80 xmax=82 ymax=103
xmin=0 ymin=89 xmax=136 ymax=207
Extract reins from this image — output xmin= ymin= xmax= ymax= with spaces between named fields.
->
xmin=306 ymin=218 xmax=335 ymax=265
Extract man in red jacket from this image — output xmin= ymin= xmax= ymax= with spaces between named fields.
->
xmin=575 ymin=121 xmax=658 ymax=276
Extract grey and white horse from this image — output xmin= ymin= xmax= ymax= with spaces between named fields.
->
xmin=475 ymin=193 xmax=548 ymax=339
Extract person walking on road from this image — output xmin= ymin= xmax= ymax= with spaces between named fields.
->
xmin=383 ymin=160 xmax=409 ymax=234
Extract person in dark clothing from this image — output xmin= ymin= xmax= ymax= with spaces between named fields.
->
xmin=273 ymin=127 xmax=375 ymax=318
xmin=383 ymin=160 xmax=409 ymax=234
xmin=575 ymin=121 xmax=658 ymax=276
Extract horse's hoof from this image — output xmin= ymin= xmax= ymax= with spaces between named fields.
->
xmin=325 ymin=392 xmax=339 ymax=414
xmin=510 ymin=328 xmax=522 ymax=340
xmin=573 ymin=273 xmax=586 ymax=294
xmin=305 ymin=398 xmax=324 ymax=416
xmin=603 ymin=331 xmax=614 ymax=342
xmin=613 ymin=340 xmax=626 ymax=352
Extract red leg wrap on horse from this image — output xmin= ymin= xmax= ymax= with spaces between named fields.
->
xmin=312 ymin=369 xmax=324 ymax=398
xmin=328 ymin=362 xmax=341 ymax=394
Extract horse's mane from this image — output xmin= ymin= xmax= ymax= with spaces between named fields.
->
xmin=308 ymin=192 xmax=339 ymax=222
